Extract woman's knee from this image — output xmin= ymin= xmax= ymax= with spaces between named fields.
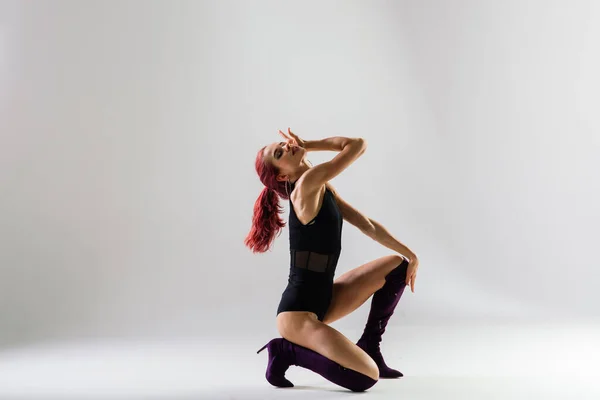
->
xmin=361 ymin=356 xmax=380 ymax=381
xmin=388 ymin=254 xmax=407 ymax=272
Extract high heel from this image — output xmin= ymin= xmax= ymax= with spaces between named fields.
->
xmin=257 ymin=343 xmax=268 ymax=354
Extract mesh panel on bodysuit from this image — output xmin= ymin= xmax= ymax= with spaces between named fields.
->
xmin=291 ymin=249 xmax=340 ymax=275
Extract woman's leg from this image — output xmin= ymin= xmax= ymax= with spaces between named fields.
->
xmin=322 ymin=254 xmax=409 ymax=378
xmin=276 ymin=311 xmax=379 ymax=381
xmin=322 ymin=254 xmax=405 ymax=324
xmin=257 ymin=312 xmax=378 ymax=391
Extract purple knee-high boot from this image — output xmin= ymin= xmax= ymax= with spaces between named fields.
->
xmin=356 ymin=258 xmax=409 ymax=378
xmin=257 ymin=338 xmax=378 ymax=392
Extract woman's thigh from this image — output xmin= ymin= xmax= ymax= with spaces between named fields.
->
xmin=322 ymin=254 xmax=406 ymax=325
xmin=276 ymin=311 xmax=379 ymax=380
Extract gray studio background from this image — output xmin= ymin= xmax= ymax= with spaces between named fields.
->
xmin=1 ymin=0 xmax=599 ymax=347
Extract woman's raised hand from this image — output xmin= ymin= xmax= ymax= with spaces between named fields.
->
xmin=279 ymin=127 xmax=306 ymax=149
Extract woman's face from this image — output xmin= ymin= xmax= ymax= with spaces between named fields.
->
xmin=263 ymin=141 xmax=305 ymax=181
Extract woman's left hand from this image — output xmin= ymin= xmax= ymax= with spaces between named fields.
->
xmin=405 ymin=258 xmax=419 ymax=293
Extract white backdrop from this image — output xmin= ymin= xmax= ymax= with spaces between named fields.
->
xmin=1 ymin=0 xmax=599 ymax=348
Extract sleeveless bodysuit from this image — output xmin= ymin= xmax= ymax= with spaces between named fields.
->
xmin=276 ymin=181 xmax=344 ymax=321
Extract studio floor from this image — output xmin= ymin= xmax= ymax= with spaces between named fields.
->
xmin=1 ymin=321 xmax=599 ymax=400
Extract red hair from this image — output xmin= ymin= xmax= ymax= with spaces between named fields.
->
xmin=244 ymin=146 xmax=291 ymax=253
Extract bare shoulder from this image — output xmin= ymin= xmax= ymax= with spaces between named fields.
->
xmin=293 ymin=174 xmax=324 ymax=201
xmin=290 ymin=176 xmax=326 ymax=225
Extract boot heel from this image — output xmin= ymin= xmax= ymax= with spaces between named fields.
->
xmin=257 ymin=343 xmax=268 ymax=354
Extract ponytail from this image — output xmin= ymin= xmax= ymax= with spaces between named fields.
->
xmin=244 ymin=186 xmax=286 ymax=253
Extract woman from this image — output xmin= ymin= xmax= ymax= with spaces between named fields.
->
xmin=245 ymin=128 xmax=419 ymax=392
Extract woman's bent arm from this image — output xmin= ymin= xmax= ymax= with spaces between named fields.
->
xmin=300 ymin=138 xmax=367 ymax=192
xmin=304 ymin=137 xmax=364 ymax=152
xmin=364 ymin=218 xmax=418 ymax=263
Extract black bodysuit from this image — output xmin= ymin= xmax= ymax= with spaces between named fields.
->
xmin=276 ymin=181 xmax=344 ymax=321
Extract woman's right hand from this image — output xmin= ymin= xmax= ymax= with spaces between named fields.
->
xmin=279 ymin=127 xmax=306 ymax=149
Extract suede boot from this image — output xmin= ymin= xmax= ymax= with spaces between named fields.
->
xmin=356 ymin=258 xmax=409 ymax=378
xmin=257 ymin=337 xmax=378 ymax=392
